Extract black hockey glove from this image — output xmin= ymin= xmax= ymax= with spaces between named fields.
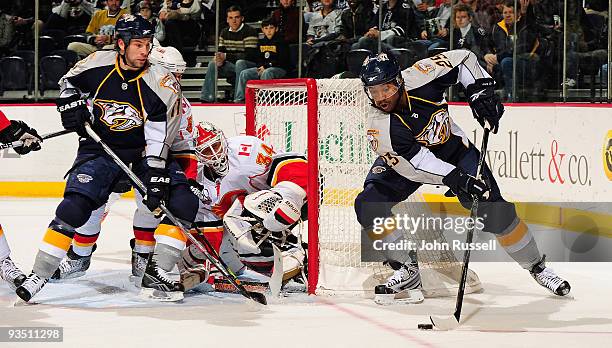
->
xmin=442 ymin=167 xmax=490 ymax=200
xmin=466 ymin=78 xmax=504 ymax=134
xmin=143 ymin=167 xmax=171 ymax=212
xmin=0 ymin=120 xmax=42 ymax=155
xmin=56 ymin=94 xmax=92 ymax=137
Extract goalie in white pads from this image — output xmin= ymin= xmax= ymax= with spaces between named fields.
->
xmin=179 ymin=121 xmax=309 ymax=291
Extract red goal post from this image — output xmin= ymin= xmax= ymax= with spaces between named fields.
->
xmin=246 ymin=78 xmax=321 ymax=294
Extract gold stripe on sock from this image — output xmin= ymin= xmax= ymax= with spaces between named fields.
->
xmin=497 ymin=220 xmax=528 ymax=247
xmin=42 ymin=228 xmax=72 ymax=251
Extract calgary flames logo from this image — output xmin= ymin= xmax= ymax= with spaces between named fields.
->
xmin=415 ymin=109 xmax=451 ymax=146
xmin=95 ymin=100 xmax=143 ymax=131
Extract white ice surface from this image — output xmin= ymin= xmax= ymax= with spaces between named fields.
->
xmin=1 ymin=198 xmax=611 ymax=348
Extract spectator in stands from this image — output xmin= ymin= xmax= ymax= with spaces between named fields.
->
xmin=461 ymin=0 xmax=502 ymax=33
xmin=305 ymin=0 xmax=349 ymax=23
xmin=137 ymin=1 xmax=165 ymax=42
xmin=44 ymin=0 xmax=93 ymax=36
xmin=306 ymin=0 xmax=342 ymax=45
xmin=452 ymin=3 xmax=488 ymax=66
xmin=234 ymin=18 xmax=289 ymax=103
xmin=271 ymin=0 xmax=303 ymax=44
xmin=351 ymin=0 xmax=421 ymax=52
xmin=159 ymin=0 xmax=200 ymax=53
xmin=408 ymin=0 xmax=436 ymax=23
xmin=337 ymin=0 xmax=374 ymax=46
xmin=0 ymin=0 xmax=45 ymax=53
xmin=199 ymin=5 xmax=258 ymax=103
xmin=67 ymin=0 xmax=129 ymax=57
xmin=484 ymin=0 xmax=539 ymax=100
xmin=417 ymin=0 xmax=452 ymax=53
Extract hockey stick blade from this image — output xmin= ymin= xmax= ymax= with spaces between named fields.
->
xmin=269 ymin=244 xmax=283 ymax=297
xmin=429 ymin=315 xmax=459 ymax=331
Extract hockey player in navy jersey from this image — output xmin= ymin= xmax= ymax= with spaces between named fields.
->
xmin=356 ymin=51 xmax=570 ymax=304
xmin=15 ymin=15 xmax=198 ymax=302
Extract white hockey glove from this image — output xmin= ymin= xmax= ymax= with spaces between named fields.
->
xmin=243 ymin=181 xmax=306 ymax=233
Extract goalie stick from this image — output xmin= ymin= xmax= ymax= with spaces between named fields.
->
xmin=84 ymin=124 xmax=268 ymax=306
xmin=0 ymin=129 xmax=73 ymax=150
xmin=429 ymin=126 xmax=491 ymax=330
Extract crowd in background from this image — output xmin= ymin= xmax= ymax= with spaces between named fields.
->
xmin=0 ymin=0 xmax=609 ymax=102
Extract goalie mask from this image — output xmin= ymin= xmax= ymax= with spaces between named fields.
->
xmin=194 ymin=121 xmax=229 ymax=177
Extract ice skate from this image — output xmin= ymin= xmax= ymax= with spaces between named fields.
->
xmin=0 ymin=257 xmax=26 ymax=290
xmin=15 ymin=272 xmax=48 ymax=302
xmin=374 ymin=262 xmax=424 ymax=305
xmin=140 ymin=255 xmax=184 ymax=302
xmin=530 ymin=256 xmax=571 ymax=296
xmin=129 ymin=239 xmax=149 ymax=287
xmin=51 ymin=245 xmax=95 ymax=281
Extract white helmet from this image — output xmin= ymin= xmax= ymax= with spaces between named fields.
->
xmin=194 ymin=121 xmax=229 ymax=177
xmin=149 ymin=45 xmax=186 ymax=74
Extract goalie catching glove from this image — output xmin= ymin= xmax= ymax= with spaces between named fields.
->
xmin=466 ymin=78 xmax=504 ymax=134
xmin=243 ymin=181 xmax=306 ymax=233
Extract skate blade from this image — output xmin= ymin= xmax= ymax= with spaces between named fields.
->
xmin=129 ymin=275 xmax=144 ymax=288
xmin=139 ymin=288 xmax=184 ymax=302
xmin=429 ymin=315 xmax=459 ymax=331
xmin=374 ymin=289 xmax=424 ymax=305
xmin=49 ymin=271 xmax=86 ymax=283
xmin=13 ymin=298 xmax=38 ymax=307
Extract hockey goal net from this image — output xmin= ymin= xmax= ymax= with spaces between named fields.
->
xmin=245 ymin=78 xmax=482 ymax=297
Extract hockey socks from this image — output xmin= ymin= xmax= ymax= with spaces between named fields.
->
xmin=496 ymin=218 xmax=542 ymax=269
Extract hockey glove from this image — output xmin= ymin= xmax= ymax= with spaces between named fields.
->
xmin=243 ymin=182 xmax=306 ymax=233
xmin=0 ymin=120 xmax=42 ymax=155
xmin=143 ymin=167 xmax=171 ymax=212
xmin=466 ymin=78 xmax=504 ymax=134
xmin=442 ymin=167 xmax=490 ymax=200
xmin=187 ymin=179 xmax=210 ymax=204
xmin=56 ymin=94 xmax=92 ymax=137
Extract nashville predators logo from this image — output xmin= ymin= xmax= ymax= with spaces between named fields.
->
xmin=95 ymin=100 xmax=143 ymax=131
xmin=160 ymin=74 xmax=180 ymax=94
xmin=415 ymin=109 xmax=451 ymax=146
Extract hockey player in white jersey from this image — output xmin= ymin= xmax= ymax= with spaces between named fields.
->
xmin=178 ymin=121 xmax=309 ymax=290
xmin=356 ymin=51 xmax=570 ymax=304
xmin=52 ymin=46 xmax=201 ymax=290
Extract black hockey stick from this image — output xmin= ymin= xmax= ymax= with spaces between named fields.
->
xmin=84 ymin=124 xmax=267 ymax=305
xmin=0 ymin=129 xmax=73 ymax=150
xmin=430 ymin=127 xmax=490 ymax=330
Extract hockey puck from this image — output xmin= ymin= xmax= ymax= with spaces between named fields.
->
xmin=418 ymin=323 xmax=434 ymax=330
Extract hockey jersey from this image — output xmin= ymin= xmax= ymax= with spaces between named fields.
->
xmin=0 ymin=109 xmax=10 ymax=132
xmin=169 ymin=96 xmax=197 ymax=180
xmin=367 ymin=49 xmax=490 ymax=185
xmin=212 ymin=135 xmax=307 ymax=218
xmin=59 ymin=50 xmax=181 ymax=168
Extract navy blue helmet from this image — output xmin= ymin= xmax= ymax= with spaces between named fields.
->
xmin=115 ymin=14 xmax=154 ymax=47
xmin=360 ymin=52 xmax=401 ymax=87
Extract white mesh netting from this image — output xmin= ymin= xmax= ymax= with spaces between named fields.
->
xmin=247 ymin=79 xmax=481 ymax=297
